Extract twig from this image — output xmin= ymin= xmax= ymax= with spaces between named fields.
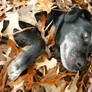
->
xmin=44 ymin=20 xmax=53 ymax=31
xmin=0 ymin=27 xmax=34 ymax=38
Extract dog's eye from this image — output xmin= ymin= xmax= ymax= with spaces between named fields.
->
xmin=83 ymin=32 xmax=89 ymax=42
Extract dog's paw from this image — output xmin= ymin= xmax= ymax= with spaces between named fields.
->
xmin=8 ymin=61 xmax=22 ymax=81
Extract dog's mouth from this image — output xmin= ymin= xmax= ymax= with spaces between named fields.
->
xmin=60 ymin=42 xmax=87 ymax=72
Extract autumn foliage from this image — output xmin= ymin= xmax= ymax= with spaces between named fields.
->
xmin=0 ymin=0 xmax=92 ymax=92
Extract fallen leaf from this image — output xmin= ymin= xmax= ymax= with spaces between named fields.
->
xmin=65 ymin=71 xmax=79 ymax=92
xmin=35 ymin=0 xmax=54 ymax=13
xmin=8 ymin=39 xmax=19 ymax=58
xmin=24 ymin=65 xmax=36 ymax=90
xmin=10 ymin=79 xmax=24 ymax=92
xmin=18 ymin=5 xmax=37 ymax=25
xmin=36 ymin=58 xmax=57 ymax=70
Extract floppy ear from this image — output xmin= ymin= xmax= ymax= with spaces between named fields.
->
xmin=46 ymin=4 xmax=65 ymax=31
xmin=35 ymin=4 xmax=65 ymax=31
xmin=35 ymin=4 xmax=63 ymax=22
xmin=47 ymin=4 xmax=64 ymax=23
xmin=79 ymin=9 xmax=91 ymax=21
xmin=64 ymin=8 xmax=91 ymax=22
xmin=64 ymin=8 xmax=81 ymax=22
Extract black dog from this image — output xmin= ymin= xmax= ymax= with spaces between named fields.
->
xmin=1 ymin=5 xmax=92 ymax=81
xmin=35 ymin=6 xmax=92 ymax=73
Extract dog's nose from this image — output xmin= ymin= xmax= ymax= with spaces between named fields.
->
xmin=75 ymin=58 xmax=86 ymax=70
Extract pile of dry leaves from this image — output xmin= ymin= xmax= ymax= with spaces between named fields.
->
xmin=0 ymin=0 xmax=92 ymax=92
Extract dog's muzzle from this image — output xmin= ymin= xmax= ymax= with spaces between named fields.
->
xmin=60 ymin=33 xmax=87 ymax=72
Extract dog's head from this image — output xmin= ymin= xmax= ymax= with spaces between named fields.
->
xmin=35 ymin=6 xmax=92 ymax=72
xmin=55 ymin=8 xmax=92 ymax=72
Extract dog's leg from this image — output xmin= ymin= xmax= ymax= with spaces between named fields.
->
xmin=8 ymin=38 xmax=45 ymax=81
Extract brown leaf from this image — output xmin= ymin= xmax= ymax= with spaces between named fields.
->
xmin=18 ymin=5 xmax=37 ymax=25
xmin=42 ymin=82 xmax=66 ymax=92
xmin=7 ymin=39 xmax=19 ymax=58
xmin=37 ymin=12 xmax=46 ymax=40
xmin=0 ymin=70 xmax=4 ymax=91
xmin=31 ymin=85 xmax=45 ymax=92
xmin=35 ymin=0 xmax=54 ymax=13
xmin=31 ymin=65 xmax=75 ymax=88
xmin=9 ymin=77 xmax=25 ymax=92
xmin=65 ymin=71 xmax=79 ymax=92
xmin=24 ymin=65 xmax=36 ymax=90
xmin=36 ymin=58 xmax=57 ymax=71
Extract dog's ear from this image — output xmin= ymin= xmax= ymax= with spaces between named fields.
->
xmin=79 ymin=9 xmax=91 ymax=21
xmin=45 ymin=4 xmax=64 ymax=31
xmin=35 ymin=4 xmax=63 ymax=23
xmin=64 ymin=8 xmax=91 ymax=22
xmin=35 ymin=4 xmax=65 ymax=32
xmin=48 ymin=4 xmax=64 ymax=23
xmin=64 ymin=8 xmax=81 ymax=22
xmin=46 ymin=4 xmax=65 ymax=32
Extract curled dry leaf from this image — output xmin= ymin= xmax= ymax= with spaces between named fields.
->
xmin=42 ymin=84 xmax=63 ymax=92
xmin=35 ymin=0 xmax=54 ymax=13
xmin=0 ymin=69 xmax=5 ymax=91
xmin=24 ymin=65 xmax=36 ymax=90
xmin=64 ymin=0 xmax=72 ymax=6
xmin=65 ymin=71 xmax=79 ymax=92
xmin=18 ymin=5 xmax=37 ymax=25
xmin=31 ymin=64 xmax=75 ymax=89
xmin=0 ymin=9 xmax=6 ymax=22
xmin=46 ymin=25 xmax=56 ymax=47
xmin=42 ymin=79 xmax=67 ymax=92
xmin=86 ymin=62 xmax=92 ymax=92
xmin=0 ymin=44 xmax=8 ymax=65
xmin=13 ymin=0 xmax=27 ymax=8
xmin=4 ymin=11 xmax=21 ymax=37
xmin=10 ymin=78 xmax=24 ymax=92
xmin=7 ymin=39 xmax=19 ymax=58
xmin=88 ymin=3 xmax=92 ymax=14
xmin=37 ymin=12 xmax=46 ymax=41
xmin=2 ymin=47 xmax=12 ymax=64
xmin=36 ymin=58 xmax=57 ymax=71
xmin=87 ymin=77 xmax=92 ymax=92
